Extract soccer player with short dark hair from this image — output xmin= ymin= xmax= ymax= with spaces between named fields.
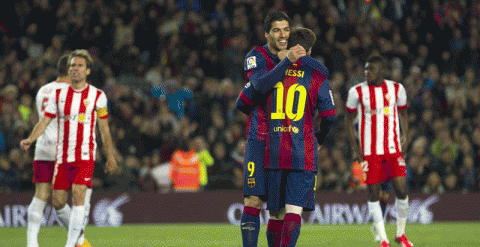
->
xmin=238 ymin=27 xmax=336 ymax=246
xmin=236 ymin=11 xmax=307 ymax=247
xmin=345 ymin=55 xmax=413 ymax=247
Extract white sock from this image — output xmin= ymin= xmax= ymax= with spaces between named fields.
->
xmin=76 ymin=188 xmax=92 ymax=245
xmin=56 ymin=204 xmax=71 ymax=229
xmin=368 ymin=201 xmax=388 ymax=242
xmin=27 ymin=197 xmax=47 ymax=247
xmin=66 ymin=206 xmax=85 ymax=247
xmin=396 ymin=196 xmax=409 ymax=237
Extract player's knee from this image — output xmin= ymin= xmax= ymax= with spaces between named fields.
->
xmin=35 ymin=189 xmax=51 ymax=202
xmin=52 ymin=196 xmax=66 ymax=210
xmin=71 ymin=185 xmax=87 ymax=206
xmin=269 ymin=209 xmax=285 ymax=220
xmin=244 ymin=196 xmax=263 ymax=209
xmin=285 ymin=204 xmax=303 ymax=215
xmin=72 ymin=192 xmax=86 ymax=206
xmin=35 ymin=192 xmax=50 ymax=202
xmin=34 ymin=184 xmax=51 ymax=201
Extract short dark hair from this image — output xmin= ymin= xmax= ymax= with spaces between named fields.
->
xmin=287 ymin=28 xmax=316 ymax=51
xmin=57 ymin=53 xmax=71 ymax=76
xmin=366 ymin=55 xmax=386 ymax=65
xmin=264 ymin=11 xmax=291 ymax=33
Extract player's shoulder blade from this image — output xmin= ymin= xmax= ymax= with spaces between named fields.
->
xmin=39 ymin=81 xmax=63 ymax=95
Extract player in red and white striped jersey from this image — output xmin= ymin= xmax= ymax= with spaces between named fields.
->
xmin=345 ymin=55 xmax=413 ymax=247
xmin=21 ymin=49 xmax=117 ymax=247
xmin=27 ymin=53 xmax=93 ymax=247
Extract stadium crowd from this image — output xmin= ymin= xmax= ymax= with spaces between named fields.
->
xmin=1 ymin=0 xmax=480 ymax=194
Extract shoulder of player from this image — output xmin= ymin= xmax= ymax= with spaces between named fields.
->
xmin=245 ymin=46 xmax=268 ymax=59
xmin=87 ymin=84 xmax=107 ymax=96
xmin=349 ymin=81 xmax=367 ymax=91
xmin=37 ymin=81 xmax=63 ymax=96
xmin=300 ymin=57 xmax=329 ymax=77
xmin=384 ymin=79 xmax=398 ymax=85
xmin=384 ymin=80 xmax=406 ymax=91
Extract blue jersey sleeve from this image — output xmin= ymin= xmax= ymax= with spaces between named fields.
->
xmin=235 ymin=82 xmax=256 ymax=115
xmin=245 ymin=48 xmax=292 ymax=94
xmin=251 ymin=58 xmax=292 ymax=94
xmin=314 ymin=78 xmax=336 ymax=145
xmin=244 ymin=49 xmax=267 ymax=75
xmin=316 ymin=80 xmax=336 ymax=117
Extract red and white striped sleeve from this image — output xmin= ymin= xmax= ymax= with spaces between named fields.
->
xmin=345 ymin=86 xmax=359 ymax=113
xmin=95 ymin=91 xmax=109 ymax=119
xmin=397 ymin=83 xmax=408 ymax=110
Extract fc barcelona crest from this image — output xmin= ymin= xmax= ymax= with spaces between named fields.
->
xmin=248 ymin=178 xmax=256 ymax=188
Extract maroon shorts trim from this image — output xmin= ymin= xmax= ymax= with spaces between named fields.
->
xmin=33 ymin=160 xmax=56 ymax=183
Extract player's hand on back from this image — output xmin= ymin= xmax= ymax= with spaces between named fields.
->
xmin=278 ymin=50 xmax=288 ymax=60
xmin=20 ymin=138 xmax=33 ymax=151
xmin=286 ymin=44 xmax=306 ymax=63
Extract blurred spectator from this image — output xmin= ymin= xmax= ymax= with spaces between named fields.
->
xmin=150 ymin=149 xmax=172 ymax=193
xmin=0 ymin=155 xmax=20 ymax=192
xmin=151 ymin=78 xmax=193 ymax=118
xmin=408 ymin=136 xmax=432 ymax=190
xmin=430 ymin=129 xmax=459 ymax=177
xmin=230 ymin=138 xmax=245 ymax=189
xmin=192 ymin=136 xmax=214 ymax=188
xmin=422 ymin=172 xmax=445 ymax=194
xmin=170 ymin=139 xmax=201 ymax=192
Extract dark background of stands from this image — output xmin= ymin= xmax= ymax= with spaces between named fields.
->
xmin=0 ymin=0 xmax=479 ymax=195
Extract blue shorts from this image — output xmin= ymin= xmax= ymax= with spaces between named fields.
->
xmin=265 ymin=169 xmax=316 ymax=211
xmin=243 ymin=139 xmax=266 ymax=199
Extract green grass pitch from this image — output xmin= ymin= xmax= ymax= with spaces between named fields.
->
xmin=1 ymin=222 xmax=479 ymax=247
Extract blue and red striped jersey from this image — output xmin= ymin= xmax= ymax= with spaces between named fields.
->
xmin=236 ymin=45 xmax=290 ymax=140
xmin=263 ymin=56 xmax=336 ymax=172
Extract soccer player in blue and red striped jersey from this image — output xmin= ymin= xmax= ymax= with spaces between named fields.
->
xmin=236 ymin=11 xmax=307 ymax=247
xmin=264 ymin=28 xmax=336 ymax=247
xmin=238 ymin=28 xmax=336 ymax=247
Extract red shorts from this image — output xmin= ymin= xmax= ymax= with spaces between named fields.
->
xmin=33 ymin=160 xmax=56 ymax=183
xmin=52 ymin=160 xmax=94 ymax=190
xmin=363 ymin=153 xmax=406 ymax=185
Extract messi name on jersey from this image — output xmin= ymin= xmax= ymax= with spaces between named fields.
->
xmin=285 ymin=69 xmax=305 ymax=78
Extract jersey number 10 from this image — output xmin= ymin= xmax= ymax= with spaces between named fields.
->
xmin=271 ymin=82 xmax=306 ymax=121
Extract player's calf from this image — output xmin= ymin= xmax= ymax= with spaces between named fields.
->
xmin=267 ymin=208 xmax=285 ymax=247
xmin=241 ymin=205 xmax=261 ymax=247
